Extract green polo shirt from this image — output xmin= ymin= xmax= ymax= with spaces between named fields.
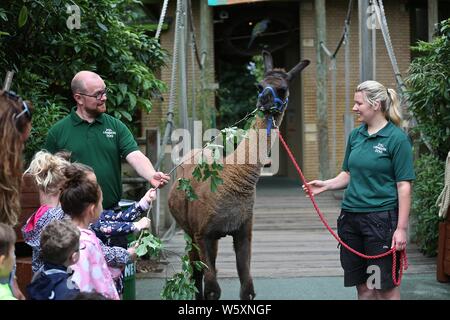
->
xmin=45 ymin=107 xmax=139 ymax=209
xmin=341 ymin=121 xmax=415 ymax=212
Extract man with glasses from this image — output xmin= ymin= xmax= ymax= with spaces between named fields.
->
xmin=45 ymin=71 xmax=170 ymax=211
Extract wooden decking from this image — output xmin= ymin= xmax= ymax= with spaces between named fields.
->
xmin=147 ymin=177 xmax=436 ymax=279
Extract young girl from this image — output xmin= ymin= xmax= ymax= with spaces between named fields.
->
xmin=23 ymin=151 xmax=153 ymax=276
xmin=22 ymin=151 xmax=70 ymax=273
xmin=60 ymin=165 xmax=119 ymax=299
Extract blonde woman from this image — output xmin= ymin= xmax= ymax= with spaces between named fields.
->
xmin=303 ymin=81 xmax=415 ymax=300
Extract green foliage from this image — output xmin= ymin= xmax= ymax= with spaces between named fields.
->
xmin=161 ymin=233 xmax=207 ymax=300
xmin=0 ymin=0 xmax=167 ymax=162
xmin=406 ymin=19 xmax=450 ymax=160
xmin=177 ymin=178 xmax=198 ymax=201
xmin=412 ymin=154 xmax=445 ymax=256
xmin=217 ymin=58 xmax=261 ymax=128
xmin=192 ymin=151 xmax=224 ymax=193
xmin=406 ymin=19 xmax=450 ymax=256
xmin=131 ymin=231 xmax=162 ymax=258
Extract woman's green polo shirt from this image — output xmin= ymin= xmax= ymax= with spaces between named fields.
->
xmin=341 ymin=121 xmax=415 ymax=212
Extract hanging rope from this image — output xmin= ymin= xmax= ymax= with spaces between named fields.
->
xmin=373 ymin=0 xmax=405 ymax=93
xmin=154 ymin=0 xmax=183 ymax=242
xmin=187 ymin=0 xmax=203 ymax=70
xmin=436 ymin=151 xmax=450 ymax=219
xmin=155 ymin=0 xmax=170 ymax=41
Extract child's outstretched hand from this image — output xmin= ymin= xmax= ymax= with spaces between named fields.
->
xmin=144 ymin=188 xmax=157 ymax=203
xmin=138 ymin=188 xmax=157 ymax=210
xmin=133 ymin=217 xmax=151 ymax=232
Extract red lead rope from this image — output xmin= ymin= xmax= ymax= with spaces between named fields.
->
xmin=276 ymin=129 xmax=408 ymax=286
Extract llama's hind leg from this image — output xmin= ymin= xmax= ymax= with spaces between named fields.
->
xmin=233 ymin=220 xmax=255 ymax=300
xmin=189 ymin=245 xmax=204 ymax=300
xmin=196 ymin=236 xmax=221 ymax=300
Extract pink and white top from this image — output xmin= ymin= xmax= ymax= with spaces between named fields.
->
xmin=70 ymin=228 xmax=119 ymax=300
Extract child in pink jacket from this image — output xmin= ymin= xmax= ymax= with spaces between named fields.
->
xmin=59 ymin=165 xmax=119 ymax=299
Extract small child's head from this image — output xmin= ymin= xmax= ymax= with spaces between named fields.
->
xmin=40 ymin=219 xmax=80 ymax=267
xmin=0 ymin=223 xmax=16 ymax=277
xmin=25 ymin=150 xmax=71 ymax=196
xmin=60 ymin=165 xmax=103 ymax=223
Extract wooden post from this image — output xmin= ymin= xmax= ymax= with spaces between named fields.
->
xmin=315 ymin=0 xmax=330 ymax=180
xmin=200 ymin=0 xmax=216 ymax=129
xmin=428 ymin=0 xmax=438 ymax=40
xmin=178 ymin=0 xmax=189 ymax=131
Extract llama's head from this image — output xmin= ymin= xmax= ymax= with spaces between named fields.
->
xmin=256 ymin=50 xmax=310 ymax=126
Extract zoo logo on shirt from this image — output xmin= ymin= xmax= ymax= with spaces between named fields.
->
xmin=373 ymin=143 xmax=387 ymax=154
xmin=103 ymin=128 xmax=116 ymax=138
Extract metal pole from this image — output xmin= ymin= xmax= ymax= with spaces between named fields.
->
xmin=359 ymin=0 xmax=373 ymax=81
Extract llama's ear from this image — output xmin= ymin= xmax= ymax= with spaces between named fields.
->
xmin=287 ymin=60 xmax=310 ymax=81
xmin=262 ymin=50 xmax=273 ymax=73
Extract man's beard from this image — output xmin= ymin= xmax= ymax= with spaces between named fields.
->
xmin=87 ymin=103 xmax=106 ymax=117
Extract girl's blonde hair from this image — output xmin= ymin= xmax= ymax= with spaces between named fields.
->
xmin=25 ymin=151 xmax=71 ymax=195
xmin=356 ymin=80 xmax=402 ymax=126
xmin=0 ymin=91 xmax=33 ymax=226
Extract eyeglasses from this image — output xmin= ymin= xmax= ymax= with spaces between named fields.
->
xmin=2 ymin=90 xmax=32 ymax=120
xmin=77 ymin=88 xmax=109 ymax=101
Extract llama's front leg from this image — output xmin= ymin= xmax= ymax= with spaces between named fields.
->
xmin=189 ymin=243 xmax=204 ymax=300
xmin=195 ymin=236 xmax=221 ymax=300
xmin=233 ymin=220 xmax=256 ymax=300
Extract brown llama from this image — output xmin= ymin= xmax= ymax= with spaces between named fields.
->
xmin=168 ymin=51 xmax=310 ymax=300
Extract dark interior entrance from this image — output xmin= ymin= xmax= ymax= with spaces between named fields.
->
xmin=213 ymin=1 xmax=301 ymax=176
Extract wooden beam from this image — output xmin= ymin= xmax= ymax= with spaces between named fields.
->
xmin=428 ymin=0 xmax=439 ymax=40
xmin=315 ymin=0 xmax=330 ymax=180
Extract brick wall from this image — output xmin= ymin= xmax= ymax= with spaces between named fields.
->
xmin=140 ymin=1 xmax=216 ymax=139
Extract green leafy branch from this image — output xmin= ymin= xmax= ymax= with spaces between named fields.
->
xmin=161 ymin=233 xmax=207 ymax=300
xmin=177 ymin=178 xmax=199 ymax=201
xmin=130 ymin=231 xmax=162 ymax=258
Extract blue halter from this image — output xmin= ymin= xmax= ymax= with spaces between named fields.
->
xmin=257 ymin=86 xmax=288 ymax=135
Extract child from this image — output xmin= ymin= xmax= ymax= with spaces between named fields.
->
xmin=0 ymin=223 xmax=16 ymax=300
xmin=60 ymin=165 xmax=119 ymax=299
xmin=22 ymin=151 xmax=70 ymax=273
xmin=27 ymin=219 xmax=81 ymax=300
xmin=22 ymin=151 xmax=152 ymax=276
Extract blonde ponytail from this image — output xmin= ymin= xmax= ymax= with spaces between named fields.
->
xmin=25 ymin=151 xmax=71 ymax=195
xmin=386 ymin=88 xmax=401 ymax=126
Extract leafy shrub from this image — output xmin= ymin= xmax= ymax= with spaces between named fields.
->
xmin=406 ymin=19 xmax=450 ymax=160
xmin=0 ymin=0 xmax=167 ymax=163
xmin=411 ymin=154 xmax=445 ymax=256
xmin=406 ymin=19 xmax=450 ymax=255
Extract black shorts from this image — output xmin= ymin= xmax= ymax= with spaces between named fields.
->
xmin=337 ymin=209 xmax=401 ymax=290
